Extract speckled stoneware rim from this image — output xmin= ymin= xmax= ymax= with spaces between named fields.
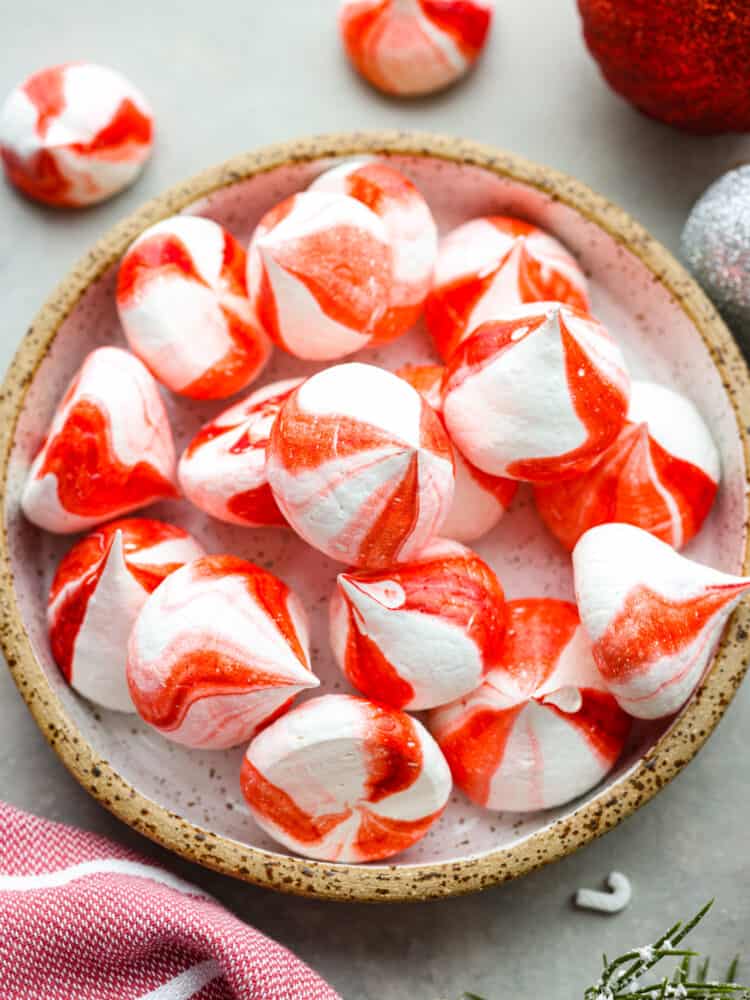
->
xmin=2 ymin=131 xmax=750 ymax=903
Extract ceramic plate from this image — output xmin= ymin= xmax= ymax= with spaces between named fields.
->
xmin=2 ymin=133 xmax=749 ymax=901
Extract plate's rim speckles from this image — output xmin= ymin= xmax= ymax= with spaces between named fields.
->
xmin=1 ymin=131 xmax=749 ymax=903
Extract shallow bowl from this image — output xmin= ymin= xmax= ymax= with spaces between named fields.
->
xmin=2 ymin=132 xmax=749 ymax=902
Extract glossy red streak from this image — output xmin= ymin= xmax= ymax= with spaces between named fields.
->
xmin=133 ymin=558 xmax=310 ymax=730
xmin=240 ymin=758 xmax=351 ymax=847
xmin=344 ymin=620 xmax=415 ymax=709
xmin=69 ymin=99 xmax=152 ymax=160
xmin=49 ymin=519 xmax=191 ymax=681
xmin=37 ymin=400 xmax=176 ymax=517
xmin=419 ymin=1 xmax=492 ymax=56
xmin=594 ymin=582 xmax=750 ymax=685
xmin=535 ymin=421 xmax=718 ymax=550
xmin=23 ymin=65 xmax=67 ymax=137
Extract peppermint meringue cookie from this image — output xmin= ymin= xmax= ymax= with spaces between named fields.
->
xmin=247 ymin=191 xmax=396 ymax=361
xmin=429 ymin=599 xmax=631 ymax=811
xmin=22 ymin=347 xmax=178 ymax=534
xmin=266 ymin=363 xmax=455 ymax=568
xmin=117 ymin=216 xmax=271 ymax=400
xmin=535 ymin=380 xmax=721 ymax=551
xmin=240 ymin=694 xmax=452 ymax=862
xmin=48 ymin=519 xmax=204 ymax=712
xmin=425 ymin=216 xmax=590 ymax=360
xmin=442 ymin=304 xmax=631 ymax=483
xmin=179 ymin=378 xmax=303 ymax=527
xmin=330 ymin=538 xmax=506 ymax=710
xmin=0 ymin=62 xmax=153 ymax=207
xmin=127 ymin=555 xmax=318 ymax=749
xmin=397 ymin=364 xmax=517 ymax=541
xmin=339 ymin=0 xmax=494 ymax=97
xmin=573 ymin=523 xmax=750 ymax=719
xmin=309 ymin=158 xmax=437 ymax=340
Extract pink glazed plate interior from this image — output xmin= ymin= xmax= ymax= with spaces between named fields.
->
xmin=2 ymin=135 xmax=749 ymax=901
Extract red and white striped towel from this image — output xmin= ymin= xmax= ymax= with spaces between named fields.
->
xmin=0 ymin=803 xmax=341 ymax=1000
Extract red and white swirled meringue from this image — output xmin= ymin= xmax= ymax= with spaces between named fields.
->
xmin=330 ymin=538 xmax=506 ymax=710
xmin=266 ymin=363 xmax=455 ymax=568
xmin=397 ymin=364 xmax=517 ymax=541
xmin=48 ymin=519 xmax=204 ymax=712
xmin=22 ymin=347 xmax=178 ymax=534
xmin=127 ymin=555 xmax=318 ymax=750
xmin=179 ymin=378 xmax=303 ymax=527
xmin=428 ymin=599 xmax=631 ymax=811
xmin=573 ymin=523 xmax=750 ymax=719
xmin=240 ymin=694 xmax=452 ymax=862
xmin=247 ymin=191 xmax=396 ymax=361
xmin=0 ymin=62 xmax=153 ymax=207
xmin=535 ymin=380 xmax=721 ymax=551
xmin=425 ymin=216 xmax=590 ymax=360
xmin=309 ymin=158 xmax=437 ymax=339
xmin=116 ymin=216 xmax=271 ymax=399
xmin=339 ymin=0 xmax=494 ymax=97
xmin=442 ymin=305 xmax=631 ymax=483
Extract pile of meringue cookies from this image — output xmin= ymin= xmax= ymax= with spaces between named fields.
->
xmin=4 ymin=51 xmax=749 ymax=866
xmin=18 ymin=150 xmax=750 ymax=867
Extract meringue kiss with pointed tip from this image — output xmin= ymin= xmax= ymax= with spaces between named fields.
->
xmin=330 ymin=538 xmax=506 ymax=710
xmin=442 ymin=304 xmax=631 ymax=483
xmin=48 ymin=519 xmax=204 ymax=712
xmin=425 ymin=216 xmax=590 ymax=360
xmin=247 ymin=190 xmax=396 ymax=361
xmin=428 ymin=599 xmax=631 ymax=811
xmin=178 ymin=377 xmax=303 ymax=527
xmin=117 ymin=216 xmax=271 ymax=400
xmin=127 ymin=555 xmax=317 ymax=749
xmin=339 ymin=0 xmax=494 ymax=97
xmin=397 ymin=363 xmax=517 ymax=541
xmin=22 ymin=347 xmax=178 ymax=534
xmin=266 ymin=363 xmax=455 ymax=568
xmin=240 ymin=694 xmax=452 ymax=862
xmin=0 ymin=62 xmax=153 ymax=207
xmin=309 ymin=157 xmax=437 ymax=339
xmin=573 ymin=523 xmax=750 ymax=720
xmin=535 ymin=380 xmax=720 ymax=551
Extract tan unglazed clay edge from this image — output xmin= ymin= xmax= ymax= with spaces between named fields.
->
xmin=1 ymin=131 xmax=749 ymax=903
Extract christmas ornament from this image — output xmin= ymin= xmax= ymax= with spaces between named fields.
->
xmin=681 ymin=165 xmax=750 ymax=348
xmin=578 ymin=0 xmax=750 ymax=133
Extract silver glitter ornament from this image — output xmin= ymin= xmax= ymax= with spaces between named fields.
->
xmin=681 ymin=165 xmax=750 ymax=351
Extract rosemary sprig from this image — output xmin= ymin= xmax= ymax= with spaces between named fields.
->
xmin=455 ymin=902 xmax=749 ymax=1000
xmin=584 ymin=902 xmax=749 ymax=1000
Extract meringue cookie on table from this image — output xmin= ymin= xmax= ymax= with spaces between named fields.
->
xmin=442 ymin=304 xmax=631 ymax=483
xmin=330 ymin=538 xmax=506 ymax=710
xmin=309 ymin=157 xmax=437 ymax=339
xmin=425 ymin=216 xmax=590 ymax=360
xmin=397 ymin=363 xmax=517 ymax=542
xmin=246 ymin=191 xmax=396 ymax=361
xmin=127 ymin=555 xmax=318 ymax=750
xmin=573 ymin=523 xmax=750 ymax=719
xmin=535 ymin=380 xmax=721 ymax=551
xmin=428 ymin=598 xmax=632 ymax=812
xmin=266 ymin=363 xmax=455 ymax=569
xmin=240 ymin=694 xmax=452 ymax=862
xmin=117 ymin=216 xmax=271 ymax=400
xmin=178 ymin=378 xmax=303 ymax=527
xmin=48 ymin=519 xmax=204 ymax=712
xmin=22 ymin=347 xmax=178 ymax=534
xmin=339 ymin=0 xmax=494 ymax=97
xmin=0 ymin=62 xmax=153 ymax=207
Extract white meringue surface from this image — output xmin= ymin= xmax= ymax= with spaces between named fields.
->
xmin=47 ymin=520 xmax=204 ymax=712
xmin=21 ymin=346 xmax=177 ymax=534
xmin=241 ymin=694 xmax=452 ymax=862
xmin=573 ymin=524 xmax=750 ymax=719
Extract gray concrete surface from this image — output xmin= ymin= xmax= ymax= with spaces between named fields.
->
xmin=1 ymin=3 xmax=749 ymax=998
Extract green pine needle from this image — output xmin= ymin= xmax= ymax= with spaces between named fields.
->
xmin=455 ymin=902 xmax=748 ymax=1000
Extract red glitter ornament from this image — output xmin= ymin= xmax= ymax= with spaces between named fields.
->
xmin=578 ymin=0 xmax=750 ymax=134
